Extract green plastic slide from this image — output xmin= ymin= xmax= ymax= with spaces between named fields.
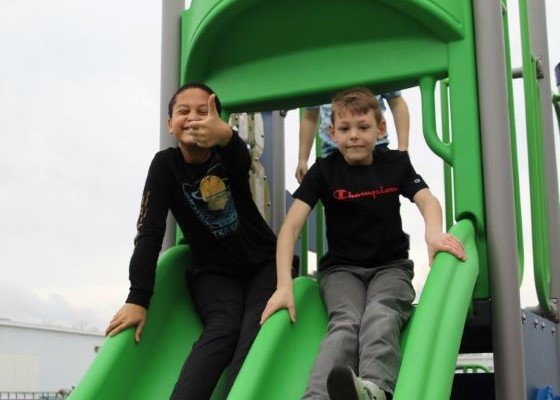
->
xmin=71 ymin=220 xmax=478 ymax=399
xmin=227 ymin=277 xmax=328 ymax=400
xmin=69 ymin=245 xmax=227 ymax=400
xmin=394 ymin=219 xmax=479 ymax=399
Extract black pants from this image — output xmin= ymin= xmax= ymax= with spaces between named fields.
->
xmin=170 ymin=262 xmax=276 ymax=400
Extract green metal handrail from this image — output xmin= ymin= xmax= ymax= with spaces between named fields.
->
xmin=501 ymin=0 xmax=525 ymax=282
xmin=420 ymin=76 xmax=453 ymax=166
xmin=518 ymin=0 xmax=553 ymax=315
xmin=439 ymin=79 xmax=454 ymax=231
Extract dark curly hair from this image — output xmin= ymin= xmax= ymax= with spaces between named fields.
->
xmin=167 ymin=82 xmax=222 ymax=118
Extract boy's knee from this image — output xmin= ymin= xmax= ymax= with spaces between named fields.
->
xmin=328 ymin=315 xmax=361 ymax=334
xmin=204 ymin=317 xmax=242 ymax=339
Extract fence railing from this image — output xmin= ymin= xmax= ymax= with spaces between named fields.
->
xmin=0 ymin=392 xmax=69 ymax=400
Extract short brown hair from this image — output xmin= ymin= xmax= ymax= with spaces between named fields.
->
xmin=331 ymin=87 xmax=383 ymax=125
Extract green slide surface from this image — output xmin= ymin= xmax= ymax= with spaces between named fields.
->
xmin=69 ymin=244 xmax=227 ymax=400
xmin=71 ymin=220 xmax=477 ymax=399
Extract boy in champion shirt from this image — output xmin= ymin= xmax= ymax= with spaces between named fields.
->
xmin=261 ymin=87 xmax=466 ymax=400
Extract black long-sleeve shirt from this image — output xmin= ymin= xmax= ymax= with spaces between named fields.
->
xmin=126 ymin=132 xmax=276 ymax=308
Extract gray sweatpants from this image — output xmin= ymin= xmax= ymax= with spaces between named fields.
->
xmin=302 ymin=260 xmax=415 ymax=400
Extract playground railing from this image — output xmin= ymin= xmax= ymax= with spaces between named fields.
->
xmin=455 ymin=364 xmax=492 ymax=374
xmin=0 ymin=392 xmax=69 ymax=400
xmin=518 ymin=0 xmax=554 ymax=317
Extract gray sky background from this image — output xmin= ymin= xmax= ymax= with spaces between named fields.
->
xmin=1 ymin=1 xmax=559 ymax=332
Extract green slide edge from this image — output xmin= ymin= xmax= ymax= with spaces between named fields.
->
xmin=395 ymin=219 xmax=479 ymax=399
xmin=227 ymin=277 xmax=328 ymax=400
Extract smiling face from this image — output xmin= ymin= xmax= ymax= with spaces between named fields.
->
xmin=330 ymin=108 xmax=386 ymax=166
xmin=167 ymin=87 xmax=211 ymax=149
xmin=329 ymin=87 xmax=386 ymax=165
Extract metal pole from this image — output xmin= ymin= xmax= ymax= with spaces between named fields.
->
xmin=160 ymin=0 xmax=185 ymax=250
xmin=261 ymin=111 xmax=286 ymax=235
xmin=270 ymin=111 xmax=286 ymax=234
xmin=472 ymin=0 xmax=527 ymax=399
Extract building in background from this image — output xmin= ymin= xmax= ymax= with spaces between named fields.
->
xmin=0 ymin=319 xmax=103 ymax=396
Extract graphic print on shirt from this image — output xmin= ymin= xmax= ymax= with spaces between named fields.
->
xmin=182 ymin=164 xmax=240 ymax=238
xmin=136 ymin=190 xmax=150 ymax=230
xmin=332 ymin=185 xmax=399 ymax=201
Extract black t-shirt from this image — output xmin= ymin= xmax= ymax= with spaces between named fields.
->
xmin=294 ymin=150 xmax=428 ymax=272
xmin=126 ymin=133 xmax=276 ymax=307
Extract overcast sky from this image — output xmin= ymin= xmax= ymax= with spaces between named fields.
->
xmin=1 ymin=1 xmax=559 ymax=332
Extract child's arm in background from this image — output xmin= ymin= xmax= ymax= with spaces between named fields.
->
xmin=260 ymin=199 xmax=312 ymax=324
xmin=386 ymin=95 xmax=410 ymax=151
xmin=296 ymin=108 xmax=320 ymax=183
xmin=413 ymin=188 xmax=466 ymax=265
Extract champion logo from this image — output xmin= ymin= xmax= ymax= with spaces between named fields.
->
xmin=333 ymin=186 xmax=399 ymax=200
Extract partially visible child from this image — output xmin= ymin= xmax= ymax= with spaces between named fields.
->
xmin=295 ymin=92 xmax=410 ymax=184
xmin=261 ymin=87 xmax=466 ymax=400
xmin=106 ymin=83 xmax=279 ymax=399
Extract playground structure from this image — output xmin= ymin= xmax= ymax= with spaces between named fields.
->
xmin=69 ymin=1 xmax=560 ymax=399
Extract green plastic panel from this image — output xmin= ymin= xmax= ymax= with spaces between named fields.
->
xmin=180 ymin=0 xmax=467 ymax=112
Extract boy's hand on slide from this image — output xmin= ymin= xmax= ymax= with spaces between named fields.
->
xmin=106 ymin=303 xmax=147 ymax=343
xmin=426 ymin=231 xmax=467 ymax=266
xmin=260 ymin=286 xmax=296 ymax=325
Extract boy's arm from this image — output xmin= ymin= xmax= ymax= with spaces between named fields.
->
xmin=106 ymin=153 xmax=170 ymax=343
xmin=260 ymin=199 xmax=312 ymax=324
xmin=413 ymin=188 xmax=466 ymax=265
xmin=387 ymin=95 xmax=410 ymax=151
xmin=296 ymin=108 xmax=320 ymax=183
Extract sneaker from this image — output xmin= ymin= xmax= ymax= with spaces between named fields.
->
xmin=327 ymin=365 xmax=387 ymax=400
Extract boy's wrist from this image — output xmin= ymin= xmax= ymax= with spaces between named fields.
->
xmin=217 ymin=124 xmax=235 ymax=147
xmin=277 ymin=276 xmax=293 ymax=290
